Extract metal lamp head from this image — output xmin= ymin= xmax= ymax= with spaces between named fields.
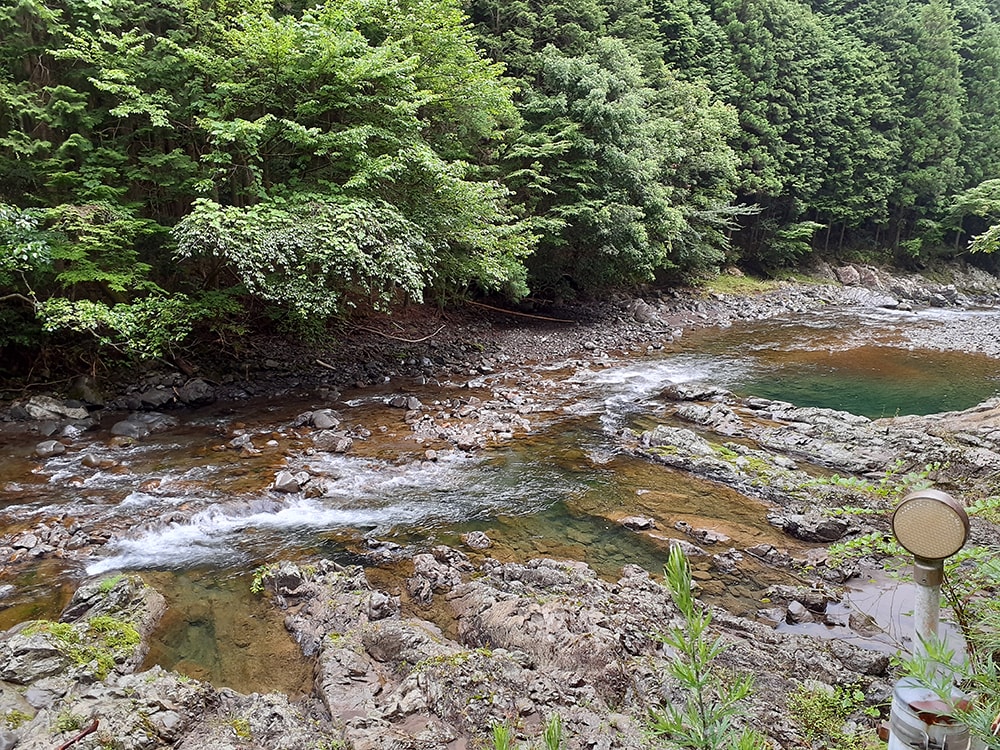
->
xmin=891 ymin=489 xmax=969 ymax=561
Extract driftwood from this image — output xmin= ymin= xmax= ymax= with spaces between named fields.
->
xmin=353 ymin=324 xmax=446 ymax=344
xmin=55 ymin=718 xmax=99 ymax=750
xmin=465 ymin=300 xmax=576 ymax=324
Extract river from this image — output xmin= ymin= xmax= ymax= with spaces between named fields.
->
xmin=1 ymin=304 xmax=997 ymax=695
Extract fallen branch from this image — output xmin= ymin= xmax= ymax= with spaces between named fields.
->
xmin=464 ymin=300 xmax=576 ymax=324
xmin=315 ymin=359 xmax=337 ymax=371
xmin=55 ymin=718 xmax=99 ymax=750
xmin=353 ymin=324 xmax=445 ymax=344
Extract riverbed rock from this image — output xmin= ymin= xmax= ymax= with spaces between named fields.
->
xmin=769 ymin=510 xmax=856 ymax=543
xmin=313 ymin=430 xmax=353 ymax=453
xmin=835 ymin=265 xmax=862 ymax=286
xmin=621 ymin=516 xmax=656 ymax=530
xmin=311 ymin=408 xmax=341 ymax=429
xmin=272 ymin=470 xmax=310 ymax=493
xmin=461 ymin=530 xmax=492 ymax=549
xmin=34 ymin=440 xmax=66 ymax=458
xmin=67 ymin=375 xmax=105 ymax=407
xmin=138 ymin=386 xmax=176 ymax=409
xmin=175 ymin=378 xmax=216 ymax=406
xmin=110 ymin=418 xmax=150 ymax=439
xmin=23 ymin=396 xmax=89 ymax=421
xmin=0 ymin=574 xmax=164 ymax=687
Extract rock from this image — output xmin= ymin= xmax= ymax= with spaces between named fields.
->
xmin=313 ymin=431 xmax=353 ymax=453
xmin=227 ymin=433 xmax=254 ymax=451
xmin=786 ymin=601 xmax=814 ymax=624
xmin=641 ymin=425 xmax=715 ymax=457
xmin=620 ymin=516 xmax=656 ymax=531
xmin=0 ymin=631 xmax=70 ymax=684
xmin=834 ymin=265 xmax=861 ymax=286
xmin=828 ymin=638 xmax=890 ymax=676
xmin=12 ymin=533 xmax=38 ymax=550
xmin=771 ymin=511 xmax=852 ymax=542
xmin=138 ymin=387 xmax=175 ymax=409
xmin=311 ymin=409 xmax=341 ymax=429
xmin=24 ymin=396 xmax=89 ymax=421
xmin=628 ymin=299 xmax=659 ymax=324
xmin=662 ymin=384 xmax=729 ymax=401
xmin=67 ymin=375 xmax=105 ymax=406
xmin=175 ymin=378 xmax=215 ymax=406
xmin=34 ymin=440 xmax=66 ymax=458
xmin=110 ymin=419 xmax=150 ymax=439
xmin=130 ymin=411 xmax=179 ymax=432
xmin=272 ymin=470 xmax=303 ymax=493
xmin=461 ymin=531 xmax=492 ymax=549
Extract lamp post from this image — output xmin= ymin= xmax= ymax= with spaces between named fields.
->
xmin=887 ymin=489 xmax=972 ymax=750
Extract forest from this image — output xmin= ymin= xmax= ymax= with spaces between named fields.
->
xmin=2 ymin=0 xmax=1000 ymax=371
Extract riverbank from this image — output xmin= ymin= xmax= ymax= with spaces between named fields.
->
xmin=6 ymin=259 xmax=1000 ymax=423
xmin=3 ymin=260 xmax=1000 ymax=749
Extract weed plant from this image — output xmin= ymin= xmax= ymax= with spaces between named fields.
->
xmin=649 ymin=546 xmax=768 ymax=750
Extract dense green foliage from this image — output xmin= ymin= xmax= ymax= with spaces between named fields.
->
xmin=2 ymin=0 xmax=1000 ymax=369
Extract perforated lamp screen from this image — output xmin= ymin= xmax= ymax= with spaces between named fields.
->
xmin=891 ymin=490 xmax=969 ymax=560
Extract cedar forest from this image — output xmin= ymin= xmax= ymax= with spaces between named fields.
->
xmin=2 ymin=0 xmax=1000 ymax=371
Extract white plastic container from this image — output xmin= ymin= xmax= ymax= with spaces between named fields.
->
xmin=887 ymin=677 xmax=971 ymax=750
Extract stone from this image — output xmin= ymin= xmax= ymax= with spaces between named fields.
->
xmin=34 ymin=440 xmax=66 ymax=459
xmin=312 ymin=409 xmax=341 ymax=429
xmin=67 ymin=375 xmax=105 ymax=406
xmin=138 ymin=387 xmax=175 ymax=409
xmin=24 ymin=396 xmax=88 ymax=421
xmin=834 ymin=265 xmax=861 ymax=286
xmin=786 ymin=600 xmax=814 ymax=624
xmin=272 ymin=471 xmax=302 ymax=493
xmin=175 ymin=378 xmax=215 ymax=406
xmin=629 ymin=299 xmax=659 ymax=323
xmin=461 ymin=531 xmax=492 ymax=549
xmin=110 ymin=420 xmax=150 ymax=439
xmin=130 ymin=411 xmax=179 ymax=432
xmin=620 ymin=516 xmax=656 ymax=531
xmin=12 ymin=533 xmax=38 ymax=550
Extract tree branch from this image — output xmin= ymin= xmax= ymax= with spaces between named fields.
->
xmin=0 ymin=293 xmax=38 ymax=307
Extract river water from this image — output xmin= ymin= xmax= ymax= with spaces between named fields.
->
xmin=1 ymin=305 xmax=997 ymax=695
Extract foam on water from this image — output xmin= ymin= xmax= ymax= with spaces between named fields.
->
xmin=568 ymin=355 xmax=746 ymax=431
xmin=86 ymin=450 xmax=575 ymax=573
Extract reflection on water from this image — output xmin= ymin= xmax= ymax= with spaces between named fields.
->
xmin=681 ymin=309 xmax=1000 ymax=417
xmin=1 ymin=305 xmax=997 ymax=690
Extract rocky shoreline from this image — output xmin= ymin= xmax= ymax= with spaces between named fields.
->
xmin=3 ymin=261 xmax=1000 ymax=749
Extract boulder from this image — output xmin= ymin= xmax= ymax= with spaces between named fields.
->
xmin=311 ymin=409 xmax=341 ymax=429
xmin=834 ymin=265 xmax=861 ymax=286
xmin=67 ymin=375 xmax=105 ymax=407
xmin=24 ymin=396 xmax=88 ymax=421
xmin=138 ymin=387 xmax=175 ymax=409
xmin=110 ymin=420 xmax=150 ymax=439
xmin=34 ymin=440 xmax=66 ymax=459
xmin=175 ymin=378 xmax=216 ymax=406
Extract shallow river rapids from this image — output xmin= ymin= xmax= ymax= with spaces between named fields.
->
xmin=1 ymin=305 xmax=998 ymax=694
